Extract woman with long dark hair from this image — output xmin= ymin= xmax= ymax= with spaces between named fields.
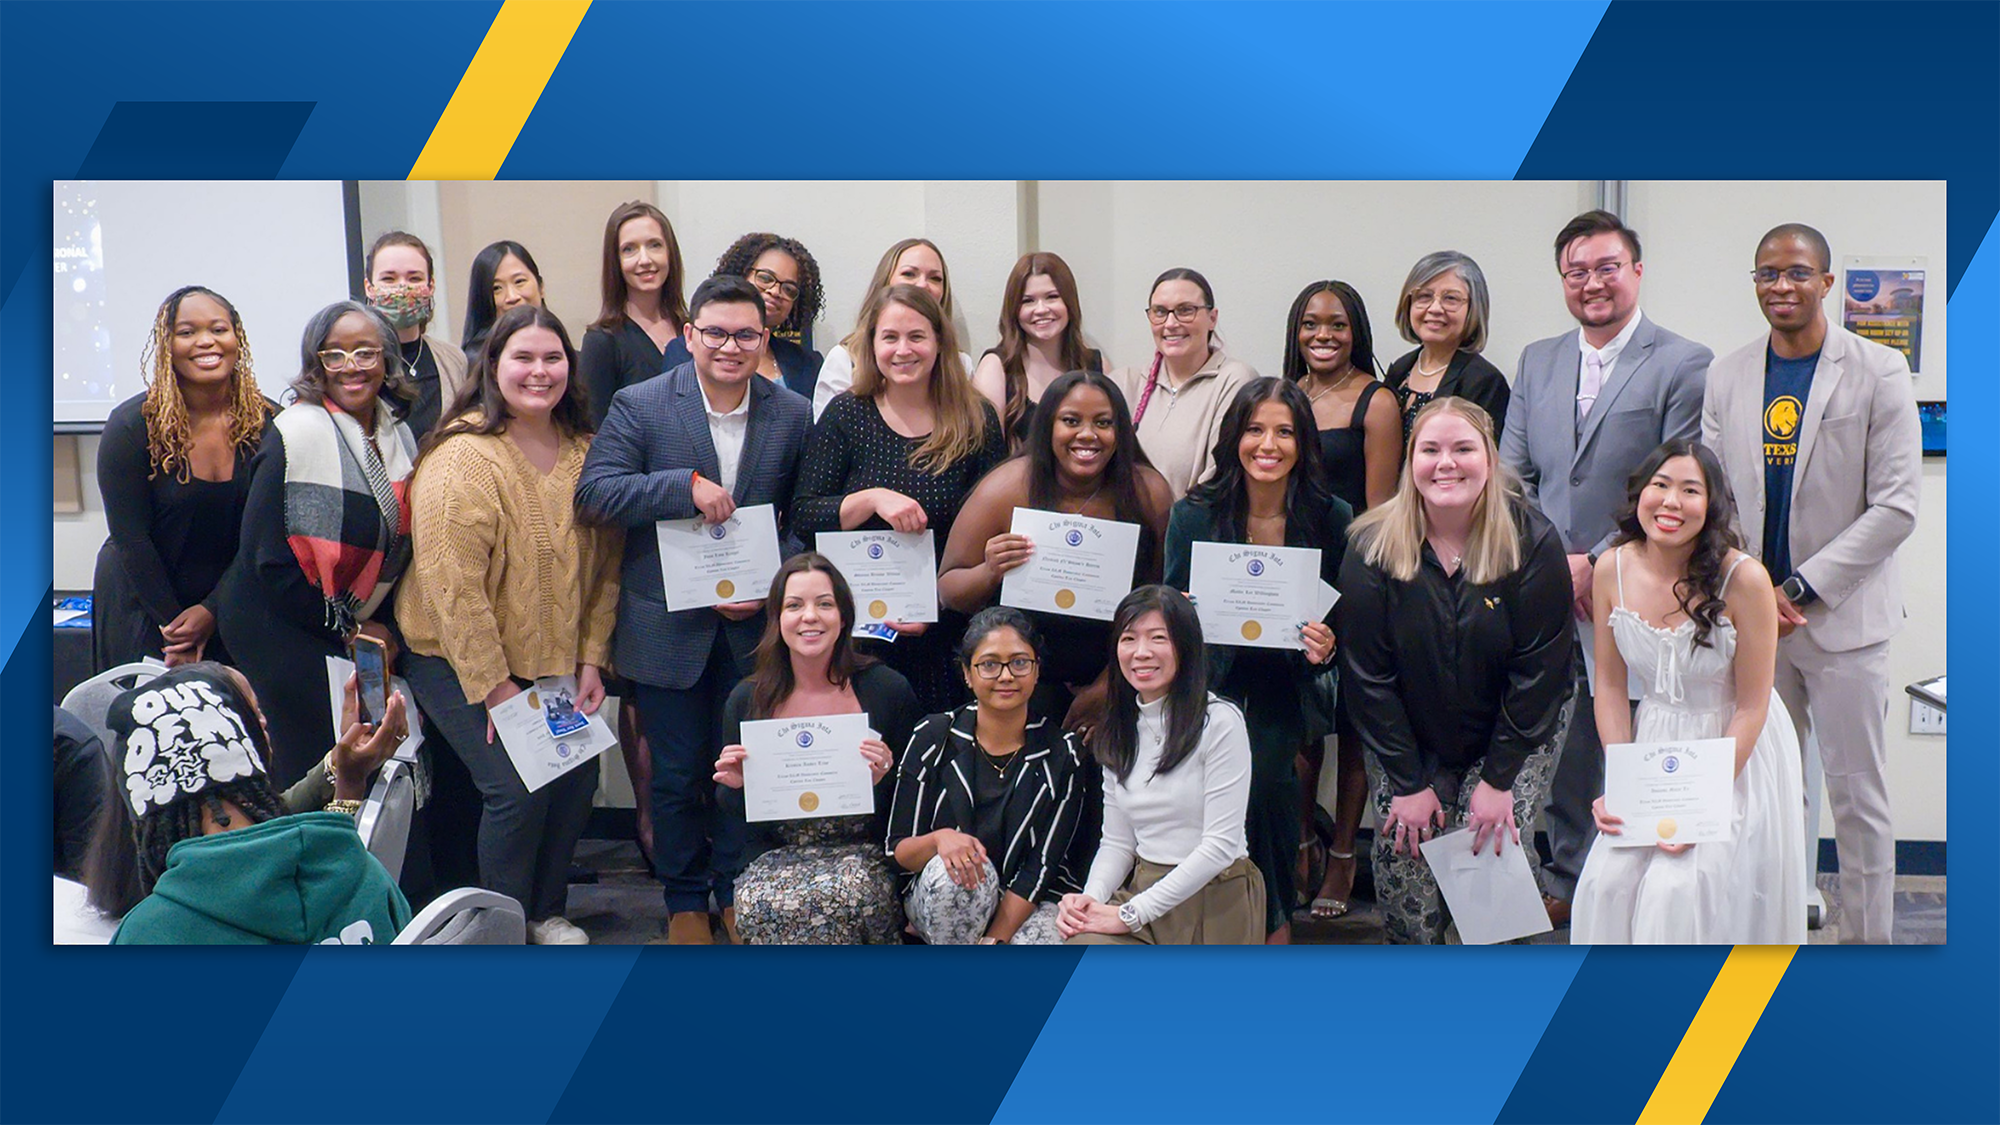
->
xmin=1111 ymin=267 xmax=1258 ymax=498
xmin=1057 ymin=586 xmax=1262 ymax=944
xmin=713 ymin=553 xmax=922 ymax=944
xmin=1164 ymin=378 xmax=1349 ymax=940
xmin=1571 ymin=440 xmax=1807 ymax=943
xmin=579 ymin=201 xmax=690 ymax=428
xmin=93 ymin=286 xmax=273 ymax=671
xmin=972 ymin=252 xmax=1107 ymax=450
xmin=461 ymin=239 xmax=547 ymax=354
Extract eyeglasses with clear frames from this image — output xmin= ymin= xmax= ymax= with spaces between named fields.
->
xmin=1410 ymin=290 xmax=1468 ymax=312
xmin=318 ymin=347 xmax=384 ymax=372
xmin=971 ymin=656 xmax=1039 ymax=680
xmin=1561 ymin=261 xmax=1629 ymax=288
xmin=1145 ymin=303 xmax=1211 ymax=325
xmin=747 ymin=268 xmax=801 ymax=301
xmin=695 ymin=326 xmax=765 ymax=350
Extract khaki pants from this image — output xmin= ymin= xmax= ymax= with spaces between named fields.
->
xmin=1068 ymin=856 xmax=1266 ymax=946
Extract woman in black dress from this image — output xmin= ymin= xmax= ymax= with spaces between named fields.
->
xmin=713 ymin=231 xmax=825 ymax=400
xmin=1383 ymin=251 xmax=1511 ymax=441
xmin=93 ymin=286 xmax=273 ymax=671
xmin=792 ymin=284 xmax=1007 ymax=713
xmin=1164 ymin=378 xmax=1349 ymax=941
xmin=971 ymin=252 xmax=1107 ymax=452
xmin=1280 ymin=279 xmax=1400 ymax=918
xmin=578 ymin=201 xmax=690 ymax=428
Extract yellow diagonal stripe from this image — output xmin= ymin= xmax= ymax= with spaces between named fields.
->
xmin=1637 ymin=945 xmax=1797 ymax=1125
xmin=408 ymin=0 xmax=591 ymax=179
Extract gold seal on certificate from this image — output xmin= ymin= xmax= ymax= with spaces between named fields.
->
xmin=799 ymin=792 xmax=819 ymax=812
xmin=655 ymin=503 xmax=782 ymax=612
xmin=1187 ymin=541 xmax=1322 ymax=651
xmin=815 ymin=529 xmax=939 ymax=624
xmin=739 ymin=714 xmax=877 ymax=823
xmin=1000 ymin=508 xmax=1142 ymax=621
xmin=1602 ymin=738 xmax=1735 ymax=848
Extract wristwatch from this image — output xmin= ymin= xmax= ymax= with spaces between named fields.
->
xmin=1779 ymin=575 xmax=1814 ymax=604
xmin=1117 ymin=902 xmax=1142 ymax=932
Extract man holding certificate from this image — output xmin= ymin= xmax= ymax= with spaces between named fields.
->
xmin=576 ymin=276 xmax=812 ymax=945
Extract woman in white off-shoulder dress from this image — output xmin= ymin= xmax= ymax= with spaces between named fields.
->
xmin=1572 ymin=441 xmax=1808 ymax=945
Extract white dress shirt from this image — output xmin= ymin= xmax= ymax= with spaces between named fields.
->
xmin=702 ymin=383 xmax=751 ymax=494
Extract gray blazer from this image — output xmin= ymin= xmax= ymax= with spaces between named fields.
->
xmin=1702 ymin=324 xmax=1920 ymax=653
xmin=575 ymin=362 xmax=812 ymax=690
xmin=1501 ymin=315 xmax=1712 ymax=556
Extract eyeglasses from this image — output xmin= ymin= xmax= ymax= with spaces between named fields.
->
xmin=747 ymin=269 xmax=801 ymax=301
xmin=971 ymin=657 xmax=1039 ymax=680
xmin=694 ymin=326 xmax=765 ymax=350
xmin=1752 ymin=266 xmax=1822 ymax=286
xmin=318 ymin=347 xmax=384 ymax=372
xmin=1145 ymin=303 xmax=1211 ymax=325
xmin=1410 ymin=290 xmax=1468 ymax=312
xmin=1560 ymin=261 xmax=1629 ymax=288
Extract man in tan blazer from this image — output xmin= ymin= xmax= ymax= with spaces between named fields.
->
xmin=1702 ymin=223 xmax=1921 ymax=943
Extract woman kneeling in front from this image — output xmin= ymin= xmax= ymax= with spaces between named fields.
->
xmin=1058 ymin=586 xmax=1262 ymax=945
xmin=887 ymin=607 xmax=1090 ymax=944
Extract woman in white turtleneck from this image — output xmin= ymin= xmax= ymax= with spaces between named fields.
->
xmin=1058 ymin=585 xmax=1263 ymax=945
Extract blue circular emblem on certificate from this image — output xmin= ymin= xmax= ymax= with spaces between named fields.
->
xmin=796 ymin=730 xmax=814 ymax=748
xmin=1246 ymin=558 xmax=1265 ymax=576
xmin=1065 ymin=529 xmax=1084 ymax=547
xmin=556 ymin=742 xmax=571 ymax=759
xmin=709 ymin=524 xmax=728 ymax=540
xmin=866 ymin=542 xmax=884 ymax=560
xmin=1662 ymin=755 xmax=1679 ymax=773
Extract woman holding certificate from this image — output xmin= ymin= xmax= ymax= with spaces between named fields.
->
xmin=1058 ymin=587 xmax=1262 ymax=944
xmin=1164 ymin=378 xmax=1350 ymax=942
xmin=791 ymin=284 xmax=1007 ymax=713
xmin=886 ymin=608 xmax=1090 ymax=944
xmin=713 ymin=553 xmax=922 ymax=944
xmin=398 ymin=306 xmax=623 ymax=946
xmin=1570 ymin=441 xmax=1807 ymax=944
xmin=1336 ymin=398 xmax=1573 ymax=944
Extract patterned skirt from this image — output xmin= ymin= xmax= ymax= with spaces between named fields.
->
xmin=734 ymin=841 xmax=902 ymax=945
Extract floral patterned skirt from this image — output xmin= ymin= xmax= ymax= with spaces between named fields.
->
xmin=734 ymin=842 xmax=902 ymax=945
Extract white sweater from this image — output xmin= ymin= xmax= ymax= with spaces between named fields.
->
xmin=1082 ymin=693 xmax=1251 ymax=928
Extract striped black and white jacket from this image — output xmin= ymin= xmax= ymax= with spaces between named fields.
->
xmin=884 ymin=704 xmax=1088 ymax=904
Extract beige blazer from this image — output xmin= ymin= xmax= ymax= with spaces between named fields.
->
xmin=1701 ymin=324 xmax=1920 ymax=652
xmin=429 ymin=335 xmax=471 ymax=415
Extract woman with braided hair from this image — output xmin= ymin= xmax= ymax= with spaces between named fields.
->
xmin=92 ymin=286 xmax=274 ymax=672
xmin=713 ymin=231 xmax=826 ymax=399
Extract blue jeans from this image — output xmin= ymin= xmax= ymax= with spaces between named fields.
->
xmin=636 ymin=641 xmax=746 ymax=914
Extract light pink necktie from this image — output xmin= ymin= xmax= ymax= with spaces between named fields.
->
xmin=1577 ymin=351 xmax=1605 ymax=425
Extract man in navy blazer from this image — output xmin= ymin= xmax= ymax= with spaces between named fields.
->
xmin=576 ymin=275 xmax=811 ymax=943
xmin=1500 ymin=210 xmax=1713 ymax=919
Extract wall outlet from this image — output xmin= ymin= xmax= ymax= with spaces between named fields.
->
xmin=1909 ymin=699 xmax=1947 ymax=735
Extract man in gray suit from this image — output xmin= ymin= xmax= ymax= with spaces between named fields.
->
xmin=1500 ymin=210 xmax=1713 ymax=920
xmin=1703 ymin=223 xmax=1919 ymax=943
xmin=577 ymin=274 xmax=812 ymax=944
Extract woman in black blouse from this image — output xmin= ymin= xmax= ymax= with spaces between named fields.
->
xmin=713 ymin=231 xmax=825 ymax=399
xmin=1383 ymin=251 xmax=1511 ymax=442
xmin=971 ymin=252 xmax=1107 ymax=452
xmin=1164 ymin=378 xmax=1348 ymax=941
xmin=1336 ymin=397 xmax=1573 ymax=944
xmin=579 ymin=201 xmax=690 ymax=428
xmin=93 ymin=286 xmax=273 ymax=671
xmin=792 ymin=284 xmax=1007 ymax=713
xmin=460 ymin=239 xmax=548 ymax=356
xmin=886 ymin=607 xmax=1089 ymax=944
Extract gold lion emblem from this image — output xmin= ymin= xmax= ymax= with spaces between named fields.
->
xmin=1764 ymin=396 xmax=1802 ymax=440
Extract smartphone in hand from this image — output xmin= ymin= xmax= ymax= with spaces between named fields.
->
xmin=350 ymin=634 xmax=389 ymax=725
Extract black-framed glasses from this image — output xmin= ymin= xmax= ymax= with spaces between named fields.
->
xmin=748 ymin=268 xmax=801 ymax=301
xmin=971 ymin=657 xmax=1039 ymax=680
xmin=317 ymin=347 xmax=384 ymax=372
xmin=1560 ymin=261 xmax=1629 ymax=288
xmin=1752 ymin=266 xmax=1821 ymax=286
xmin=694 ymin=326 xmax=765 ymax=350
xmin=1145 ymin=303 xmax=1211 ymax=325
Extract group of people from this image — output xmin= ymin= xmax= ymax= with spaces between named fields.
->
xmin=72 ymin=199 xmax=1919 ymax=946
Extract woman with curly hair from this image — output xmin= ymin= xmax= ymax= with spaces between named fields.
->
xmin=713 ymin=231 xmax=825 ymax=399
xmin=1571 ymin=440 xmax=1807 ymax=944
xmin=92 ymin=286 xmax=274 ymax=671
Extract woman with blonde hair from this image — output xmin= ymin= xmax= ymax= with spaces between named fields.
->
xmin=1383 ymin=251 xmax=1511 ymax=441
xmin=1336 ymin=397 xmax=1573 ymax=943
xmin=793 ymin=284 xmax=1006 ymax=712
xmin=972 ymin=251 xmax=1107 ymax=450
xmin=810 ymin=237 xmax=972 ymax=420
xmin=93 ymin=286 xmax=274 ymax=671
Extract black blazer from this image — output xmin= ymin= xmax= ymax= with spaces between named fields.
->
xmin=1385 ymin=348 xmax=1512 ymax=437
xmin=884 ymin=704 xmax=1089 ymax=904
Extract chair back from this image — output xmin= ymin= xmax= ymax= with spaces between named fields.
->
xmin=59 ymin=662 xmax=164 ymax=746
xmin=357 ymin=759 xmax=416 ymax=882
xmin=391 ymin=888 xmax=526 ymax=945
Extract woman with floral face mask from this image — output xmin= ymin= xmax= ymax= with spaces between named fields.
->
xmin=363 ymin=231 xmax=469 ymax=440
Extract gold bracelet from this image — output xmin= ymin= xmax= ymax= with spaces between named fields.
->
xmin=324 ymin=799 xmax=363 ymax=817
xmin=322 ymin=754 xmax=339 ymax=789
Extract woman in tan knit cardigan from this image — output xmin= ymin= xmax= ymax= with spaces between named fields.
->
xmin=397 ymin=306 xmax=623 ymax=945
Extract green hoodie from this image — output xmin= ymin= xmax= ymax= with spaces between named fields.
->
xmin=113 ymin=812 xmax=412 ymax=945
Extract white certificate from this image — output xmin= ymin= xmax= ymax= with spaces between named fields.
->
xmin=655 ymin=503 xmax=782 ymax=611
xmin=1602 ymin=737 xmax=1736 ymax=847
xmin=1418 ymin=827 xmax=1554 ymax=945
xmin=323 ymin=656 xmax=423 ymax=764
xmin=739 ymin=714 xmax=877 ymax=823
xmin=1188 ymin=541 xmax=1321 ymax=649
xmin=815 ymin=529 xmax=938 ymax=623
xmin=1000 ymin=507 xmax=1141 ymax=621
xmin=489 ymin=676 xmax=619 ymax=793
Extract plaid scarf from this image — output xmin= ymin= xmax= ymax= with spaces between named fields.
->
xmin=273 ymin=399 xmax=416 ymax=637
